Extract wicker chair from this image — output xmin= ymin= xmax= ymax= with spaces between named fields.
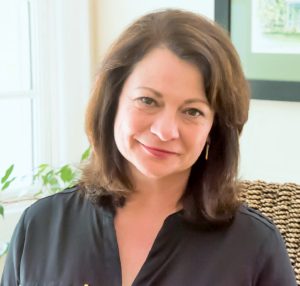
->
xmin=239 ymin=180 xmax=300 ymax=285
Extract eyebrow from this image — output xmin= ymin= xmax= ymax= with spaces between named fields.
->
xmin=136 ymin=86 xmax=163 ymax=98
xmin=136 ymin=86 xmax=209 ymax=105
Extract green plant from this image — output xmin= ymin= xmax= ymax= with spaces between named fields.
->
xmin=0 ymin=165 xmax=16 ymax=256
xmin=33 ymin=163 xmax=77 ymax=195
xmin=0 ymin=147 xmax=91 ymax=257
xmin=0 ymin=147 xmax=91 ymax=217
xmin=0 ymin=147 xmax=91 ymax=201
xmin=0 ymin=165 xmax=16 ymax=218
xmin=33 ymin=147 xmax=91 ymax=195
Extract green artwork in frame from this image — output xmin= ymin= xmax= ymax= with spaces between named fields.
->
xmin=258 ymin=0 xmax=300 ymax=35
xmin=215 ymin=0 xmax=300 ymax=101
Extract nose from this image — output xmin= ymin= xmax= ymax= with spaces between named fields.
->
xmin=150 ymin=110 xmax=179 ymax=141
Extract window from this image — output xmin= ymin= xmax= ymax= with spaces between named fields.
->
xmin=0 ymin=0 xmax=91 ymax=194
xmin=0 ymin=0 xmax=34 ymax=187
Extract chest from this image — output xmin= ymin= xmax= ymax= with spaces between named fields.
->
xmin=114 ymin=216 xmax=164 ymax=286
xmin=16 ymin=209 xmax=264 ymax=286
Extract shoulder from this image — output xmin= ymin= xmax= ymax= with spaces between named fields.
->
xmin=182 ymin=204 xmax=281 ymax=247
xmin=237 ymin=204 xmax=276 ymax=231
xmin=235 ymin=205 xmax=297 ymax=284
xmin=230 ymin=204 xmax=287 ymax=259
xmin=21 ymin=186 xmax=111 ymax=227
xmin=233 ymin=204 xmax=282 ymax=243
xmin=24 ymin=186 xmax=82 ymax=216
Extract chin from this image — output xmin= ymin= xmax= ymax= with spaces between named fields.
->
xmin=134 ymin=161 xmax=191 ymax=181
xmin=139 ymin=168 xmax=170 ymax=179
xmin=132 ymin=163 xmax=174 ymax=179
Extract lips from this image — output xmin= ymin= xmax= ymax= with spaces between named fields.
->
xmin=139 ymin=142 xmax=179 ymax=158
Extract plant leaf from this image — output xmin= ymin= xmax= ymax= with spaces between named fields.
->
xmin=1 ymin=165 xmax=14 ymax=184
xmin=38 ymin=164 xmax=49 ymax=169
xmin=48 ymin=176 xmax=58 ymax=186
xmin=1 ymin=177 xmax=16 ymax=191
xmin=59 ymin=165 xmax=74 ymax=183
xmin=41 ymin=174 xmax=48 ymax=185
xmin=80 ymin=147 xmax=91 ymax=162
xmin=43 ymin=170 xmax=55 ymax=185
xmin=0 ymin=205 xmax=4 ymax=218
xmin=33 ymin=164 xmax=49 ymax=180
xmin=42 ymin=170 xmax=54 ymax=185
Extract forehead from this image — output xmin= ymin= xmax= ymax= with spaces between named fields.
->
xmin=123 ymin=47 xmax=206 ymax=101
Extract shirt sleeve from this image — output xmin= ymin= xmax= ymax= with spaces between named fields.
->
xmin=255 ymin=227 xmax=297 ymax=286
xmin=1 ymin=210 xmax=27 ymax=286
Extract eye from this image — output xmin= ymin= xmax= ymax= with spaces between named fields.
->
xmin=183 ymin=108 xmax=204 ymax=117
xmin=137 ymin=97 xmax=157 ymax=106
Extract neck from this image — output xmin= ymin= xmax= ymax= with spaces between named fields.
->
xmin=121 ymin=167 xmax=190 ymax=216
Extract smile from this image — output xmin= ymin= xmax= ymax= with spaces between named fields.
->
xmin=139 ymin=142 xmax=179 ymax=158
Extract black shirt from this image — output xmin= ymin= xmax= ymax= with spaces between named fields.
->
xmin=1 ymin=187 xmax=297 ymax=286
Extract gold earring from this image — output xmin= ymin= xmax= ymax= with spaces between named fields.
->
xmin=205 ymin=143 xmax=210 ymax=160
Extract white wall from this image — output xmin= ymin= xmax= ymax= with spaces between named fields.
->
xmin=40 ymin=0 xmax=91 ymax=166
xmin=240 ymin=100 xmax=300 ymax=184
xmin=92 ymin=0 xmax=214 ymax=71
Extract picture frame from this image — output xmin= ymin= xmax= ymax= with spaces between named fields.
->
xmin=214 ymin=0 xmax=300 ymax=102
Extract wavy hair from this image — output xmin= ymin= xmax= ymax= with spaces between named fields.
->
xmin=79 ymin=9 xmax=250 ymax=226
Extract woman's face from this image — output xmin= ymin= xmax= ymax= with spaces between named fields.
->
xmin=114 ymin=47 xmax=214 ymax=181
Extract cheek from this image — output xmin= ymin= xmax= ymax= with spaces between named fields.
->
xmin=114 ymin=109 xmax=145 ymax=143
xmin=131 ymin=118 xmax=149 ymax=141
xmin=186 ymin=126 xmax=211 ymax=155
xmin=113 ymin=106 xmax=128 ymax=151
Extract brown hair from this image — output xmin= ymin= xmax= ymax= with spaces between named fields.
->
xmin=79 ymin=9 xmax=250 ymax=226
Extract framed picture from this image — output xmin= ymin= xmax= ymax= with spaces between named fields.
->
xmin=215 ymin=0 xmax=300 ymax=102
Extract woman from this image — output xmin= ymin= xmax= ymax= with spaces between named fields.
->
xmin=1 ymin=9 xmax=297 ymax=286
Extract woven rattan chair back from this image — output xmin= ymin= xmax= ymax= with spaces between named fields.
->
xmin=239 ymin=180 xmax=300 ymax=285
